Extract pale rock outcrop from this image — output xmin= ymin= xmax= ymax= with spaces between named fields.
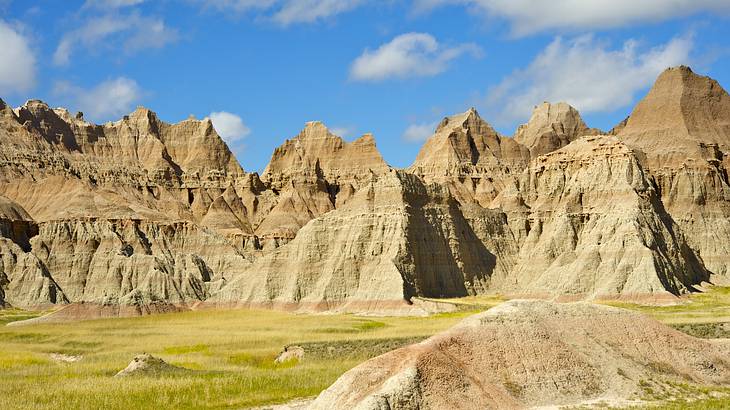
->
xmin=0 ymin=100 xmax=252 ymax=310
xmin=256 ymin=122 xmax=390 ymax=241
xmin=0 ymin=195 xmax=66 ymax=308
xmin=409 ymin=108 xmax=529 ymax=207
xmin=115 ymin=354 xmax=184 ymax=377
xmin=617 ymin=66 xmax=730 ymax=278
xmin=311 ymin=300 xmax=730 ymax=409
xmin=212 ymin=170 xmax=497 ymax=312
xmin=3 ymin=65 xmax=730 ymax=313
xmin=263 ymin=121 xmax=388 ymax=186
xmin=514 ymin=102 xmax=600 ymax=157
xmin=494 ymin=136 xmax=707 ymax=296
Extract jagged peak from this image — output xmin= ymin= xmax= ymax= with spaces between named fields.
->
xmin=0 ymin=98 xmax=15 ymax=119
xmin=618 ymin=65 xmax=730 ymax=154
xmin=648 ymin=65 xmax=725 ymax=97
xmin=128 ymin=105 xmax=159 ymax=122
xmin=661 ymin=64 xmax=694 ymax=77
xmin=435 ymin=107 xmax=484 ymax=134
xmin=22 ymin=99 xmax=50 ymax=110
xmin=518 ymin=101 xmax=589 ymax=132
xmin=352 ymin=132 xmax=376 ymax=145
xmin=297 ymin=120 xmax=335 ymax=140
xmin=513 ymin=101 xmax=596 ymax=157
xmin=532 ymin=101 xmax=579 ymax=116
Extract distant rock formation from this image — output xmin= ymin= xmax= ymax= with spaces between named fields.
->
xmin=514 ymin=101 xmax=600 ymax=156
xmin=211 ymin=170 xmax=497 ymax=313
xmin=311 ymin=300 xmax=730 ymax=409
xmin=616 ymin=65 xmax=730 ymax=278
xmin=409 ymin=108 xmax=529 ymax=207
xmin=498 ymin=136 xmax=707 ymax=296
xmin=2 ymin=65 xmax=730 ymax=315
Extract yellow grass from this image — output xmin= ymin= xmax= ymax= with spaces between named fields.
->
xmin=0 ymin=307 xmax=474 ymax=410
xmin=2 ymin=287 xmax=730 ymax=409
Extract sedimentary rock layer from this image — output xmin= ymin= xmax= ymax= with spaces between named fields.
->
xmin=2 ymin=65 xmax=730 ymax=313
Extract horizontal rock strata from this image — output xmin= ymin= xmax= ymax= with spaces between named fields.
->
xmin=2 ymin=65 xmax=730 ymax=314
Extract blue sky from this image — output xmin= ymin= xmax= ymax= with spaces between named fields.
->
xmin=1 ymin=1 xmax=729 ymax=172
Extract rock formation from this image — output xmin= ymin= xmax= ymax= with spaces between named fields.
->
xmin=409 ymin=108 xmax=529 ymax=207
xmin=494 ymin=136 xmax=708 ymax=297
xmin=311 ymin=300 xmax=730 ymax=409
xmin=616 ymin=66 xmax=730 ymax=279
xmin=2 ymin=65 xmax=730 ymax=315
xmin=115 ymin=354 xmax=184 ymax=377
xmin=514 ymin=101 xmax=600 ymax=156
xmin=0 ymin=99 xmax=253 ymax=310
xmin=257 ymin=122 xmax=389 ymax=241
xmin=211 ymin=170 xmax=497 ymax=313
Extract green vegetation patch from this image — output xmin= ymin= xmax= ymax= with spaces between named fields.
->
xmin=163 ymin=344 xmax=210 ymax=355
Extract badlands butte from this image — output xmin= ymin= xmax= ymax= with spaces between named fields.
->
xmin=1 ymin=65 xmax=729 ymax=317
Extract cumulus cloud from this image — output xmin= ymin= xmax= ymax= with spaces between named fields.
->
xmin=210 ymin=111 xmax=251 ymax=142
xmin=350 ymin=33 xmax=481 ymax=81
xmin=403 ymin=121 xmax=438 ymax=142
xmin=0 ymin=20 xmax=36 ymax=96
xmin=53 ymin=11 xmax=177 ymax=66
xmin=83 ymin=0 xmax=145 ymax=9
xmin=199 ymin=0 xmax=364 ymax=25
xmin=54 ymin=77 xmax=143 ymax=122
xmin=413 ymin=0 xmax=730 ymax=36
xmin=484 ymin=35 xmax=693 ymax=126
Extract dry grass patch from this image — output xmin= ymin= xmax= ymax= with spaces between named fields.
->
xmin=0 ymin=307 xmax=474 ymax=409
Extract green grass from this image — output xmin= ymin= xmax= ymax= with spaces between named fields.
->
xmin=600 ymin=286 xmax=730 ymax=325
xmin=3 ymin=287 xmax=730 ymax=409
xmin=0 ymin=308 xmax=47 ymax=325
xmin=0 ymin=306 xmax=475 ymax=410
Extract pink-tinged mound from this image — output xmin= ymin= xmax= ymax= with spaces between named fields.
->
xmin=311 ymin=300 xmax=730 ymax=409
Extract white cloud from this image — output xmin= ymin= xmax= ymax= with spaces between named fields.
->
xmin=484 ymin=35 xmax=693 ymax=126
xmin=0 ymin=20 xmax=36 ymax=95
xmin=210 ymin=111 xmax=251 ymax=142
xmin=330 ymin=126 xmax=353 ymax=138
xmin=54 ymin=77 xmax=143 ymax=122
xmin=350 ymin=32 xmax=481 ymax=82
xmin=413 ymin=0 xmax=730 ymax=36
xmin=403 ymin=121 xmax=438 ymax=142
xmin=199 ymin=0 xmax=364 ymax=25
xmin=272 ymin=0 xmax=365 ymax=25
xmin=83 ymin=0 xmax=145 ymax=9
xmin=53 ymin=12 xmax=177 ymax=66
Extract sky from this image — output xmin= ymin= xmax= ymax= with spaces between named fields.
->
xmin=0 ymin=1 xmax=729 ymax=172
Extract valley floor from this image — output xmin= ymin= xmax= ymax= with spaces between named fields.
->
xmin=1 ymin=291 xmax=729 ymax=409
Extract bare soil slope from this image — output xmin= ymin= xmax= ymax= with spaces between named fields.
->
xmin=311 ymin=300 xmax=730 ymax=409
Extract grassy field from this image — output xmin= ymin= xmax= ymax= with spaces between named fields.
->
xmin=0 ymin=306 xmax=480 ymax=410
xmin=1 ymin=288 xmax=729 ymax=409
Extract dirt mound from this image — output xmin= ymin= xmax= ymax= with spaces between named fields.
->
xmin=115 ymin=354 xmax=185 ymax=377
xmin=275 ymin=346 xmax=305 ymax=364
xmin=310 ymin=300 xmax=730 ymax=409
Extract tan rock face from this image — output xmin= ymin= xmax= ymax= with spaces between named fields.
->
xmin=616 ymin=66 xmax=730 ymax=278
xmin=409 ymin=108 xmax=530 ymax=207
xmin=311 ymin=300 xmax=730 ymax=409
xmin=496 ymin=136 xmax=707 ymax=296
xmin=2 ymin=65 xmax=730 ymax=313
xmin=211 ymin=170 xmax=497 ymax=313
xmin=0 ymin=100 xmax=253 ymax=309
xmin=256 ymin=122 xmax=390 ymax=241
xmin=514 ymin=101 xmax=599 ymax=156
xmin=263 ymin=121 xmax=388 ymax=187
